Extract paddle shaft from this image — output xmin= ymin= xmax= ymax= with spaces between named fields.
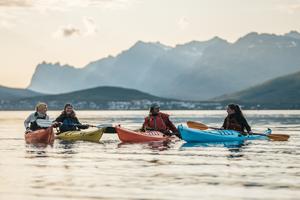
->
xmin=187 ymin=121 xmax=289 ymax=141
xmin=207 ymin=126 xmax=265 ymax=136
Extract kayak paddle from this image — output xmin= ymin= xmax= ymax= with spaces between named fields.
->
xmin=187 ymin=121 xmax=290 ymax=141
xmin=83 ymin=124 xmax=116 ymax=133
xmin=36 ymin=119 xmax=54 ymax=127
xmin=37 ymin=119 xmax=114 ymax=130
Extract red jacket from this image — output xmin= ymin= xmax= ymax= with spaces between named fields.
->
xmin=143 ymin=112 xmax=178 ymax=133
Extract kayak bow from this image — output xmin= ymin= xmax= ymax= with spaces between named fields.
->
xmin=56 ymin=128 xmax=104 ymax=142
xmin=178 ymin=125 xmax=269 ymax=143
xmin=115 ymin=125 xmax=171 ymax=143
xmin=25 ymin=127 xmax=54 ymax=145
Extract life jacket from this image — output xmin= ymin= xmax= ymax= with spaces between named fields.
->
xmin=60 ymin=117 xmax=77 ymax=132
xmin=145 ymin=113 xmax=168 ymax=131
xmin=30 ymin=112 xmax=47 ymax=131
xmin=225 ymin=116 xmax=243 ymax=132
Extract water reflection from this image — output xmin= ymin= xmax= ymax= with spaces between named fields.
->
xmin=180 ymin=141 xmax=246 ymax=159
xmin=118 ymin=140 xmax=172 ymax=151
xmin=25 ymin=146 xmax=49 ymax=158
xmin=56 ymin=140 xmax=77 ymax=154
xmin=25 ymin=150 xmax=48 ymax=158
xmin=181 ymin=141 xmax=245 ymax=149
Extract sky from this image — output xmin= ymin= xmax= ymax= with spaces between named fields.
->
xmin=0 ymin=0 xmax=300 ymax=88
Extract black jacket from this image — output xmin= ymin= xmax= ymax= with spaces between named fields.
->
xmin=55 ymin=114 xmax=88 ymax=133
xmin=222 ymin=114 xmax=251 ymax=133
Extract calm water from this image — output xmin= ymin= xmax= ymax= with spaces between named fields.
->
xmin=0 ymin=110 xmax=299 ymax=200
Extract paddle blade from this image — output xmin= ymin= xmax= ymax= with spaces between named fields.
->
xmin=36 ymin=119 xmax=53 ymax=128
xmin=187 ymin=121 xmax=209 ymax=130
xmin=95 ymin=124 xmax=113 ymax=129
xmin=268 ymin=134 xmax=290 ymax=141
xmin=103 ymin=126 xmax=116 ymax=133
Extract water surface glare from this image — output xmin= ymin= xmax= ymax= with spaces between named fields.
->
xmin=0 ymin=110 xmax=299 ymax=200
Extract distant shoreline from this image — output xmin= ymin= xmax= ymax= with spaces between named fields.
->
xmin=1 ymin=108 xmax=300 ymax=111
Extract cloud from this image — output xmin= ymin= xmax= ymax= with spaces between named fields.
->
xmin=0 ymin=20 xmax=14 ymax=28
xmin=53 ymin=25 xmax=81 ymax=38
xmin=53 ymin=17 xmax=98 ymax=38
xmin=288 ymin=4 xmax=300 ymax=13
xmin=178 ymin=17 xmax=189 ymax=30
xmin=83 ymin=17 xmax=98 ymax=36
xmin=0 ymin=11 xmax=22 ymax=28
xmin=0 ymin=0 xmax=33 ymax=7
xmin=0 ymin=0 xmax=134 ymax=9
xmin=275 ymin=1 xmax=300 ymax=14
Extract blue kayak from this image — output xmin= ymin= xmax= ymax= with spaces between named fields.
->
xmin=178 ymin=125 xmax=271 ymax=143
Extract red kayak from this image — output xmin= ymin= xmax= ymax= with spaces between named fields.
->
xmin=25 ymin=127 xmax=54 ymax=145
xmin=115 ymin=126 xmax=171 ymax=143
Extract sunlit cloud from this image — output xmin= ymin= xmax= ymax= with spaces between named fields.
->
xmin=0 ymin=20 xmax=14 ymax=28
xmin=0 ymin=0 xmax=33 ymax=7
xmin=53 ymin=25 xmax=81 ymax=38
xmin=0 ymin=0 xmax=134 ymax=9
xmin=83 ymin=17 xmax=98 ymax=36
xmin=275 ymin=0 xmax=300 ymax=14
xmin=178 ymin=17 xmax=189 ymax=30
xmin=0 ymin=11 xmax=21 ymax=28
xmin=288 ymin=4 xmax=300 ymax=13
xmin=53 ymin=17 xmax=98 ymax=38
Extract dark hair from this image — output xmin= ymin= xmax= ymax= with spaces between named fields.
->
xmin=61 ymin=103 xmax=76 ymax=118
xmin=227 ymin=104 xmax=245 ymax=119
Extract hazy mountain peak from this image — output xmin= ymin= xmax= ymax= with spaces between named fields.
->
xmin=37 ymin=61 xmax=74 ymax=68
xmin=234 ymin=32 xmax=282 ymax=46
xmin=236 ymin=32 xmax=259 ymax=42
xmin=208 ymin=36 xmax=227 ymax=43
xmin=215 ymin=70 xmax=300 ymax=109
xmin=175 ymin=37 xmax=228 ymax=52
xmin=285 ymin=30 xmax=300 ymax=39
xmin=131 ymin=40 xmax=169 ymax=50
xmin=0 ymin=85 xmax=42 ymax=100
xmin=28 ymin=31 xmax=300 ymax=100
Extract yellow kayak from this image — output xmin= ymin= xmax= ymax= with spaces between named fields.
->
xmin=56 ymin=128 xmax=104 ymax=142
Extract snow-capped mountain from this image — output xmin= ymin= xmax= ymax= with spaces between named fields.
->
xmin=28 ymin=31 xmax=300 ymax=100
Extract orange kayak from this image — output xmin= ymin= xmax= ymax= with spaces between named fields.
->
xmin=25 ymin=127 xmax=54 ymax=145
xmin=115 ymin=126 xmax=170 ymax=143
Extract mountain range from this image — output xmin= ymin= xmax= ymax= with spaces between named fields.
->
xmin=0 ymin=86 xmax=211 ymax=110
xmin=28 ymin=31 xmax=300 ymax=100
xmin=1 ymin=69 xmax=300 ymax=109
xmin=0 ymin=85 xmax=41 ymax=100
xmin=216 ymin=70 xmax=300 ymax=109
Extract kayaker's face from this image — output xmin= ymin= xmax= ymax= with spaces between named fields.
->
xmin=38 ymin=106 xmax=47 ymax=114
xmin=227 ymin=107 xmax=235 ymax=115
xmin=152 ymin=107 xmax=160 ymax=115
xmin=65 ymin=106 xmax=73 ymax=115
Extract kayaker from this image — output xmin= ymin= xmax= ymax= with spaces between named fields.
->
xmin=55 ymin=103 xmax=89 ymax=133
xmin=24 ymin=102 xmax=50 ymax=133
xmin=221 ymin=104 xmax=252 ymax=133
xmin=142 ymin=103 xmax=178 ymax=136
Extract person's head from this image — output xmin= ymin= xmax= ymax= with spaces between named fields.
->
xmin=149 ymin=103 xmax=160 ymax=115
xmin=35 ymin=102 xmax=47 ymax=114
xmin=227 ymin=104 xmax=243 ymax=116
xmin=63 ymin=103 xmax=76 ymax=117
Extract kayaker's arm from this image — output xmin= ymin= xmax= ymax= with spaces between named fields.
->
xmin=221 ymin=117 xmax=227 ymax=129
xmin=74 ymin=117 xmax=89 ymax=129
xmin=164 ymin=116 xmax=178 ymax=133
xmin=76 ymin=124 xmax=89 ymax=129
xmin=143 ymin=126 xmax=153 ymax=131
xmin=24 ymin=113 xmax=34 ymax=131
xmin=241 ymin=117 xmax=252 ymax=133
xmin=142 ymin=117 xmax=150 ymax=131
xmin=54 ymin=115 xmax=64 ymax=123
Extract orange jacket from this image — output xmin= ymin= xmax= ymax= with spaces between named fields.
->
xmin=143 ymin=112 xmax=177 ymax=133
